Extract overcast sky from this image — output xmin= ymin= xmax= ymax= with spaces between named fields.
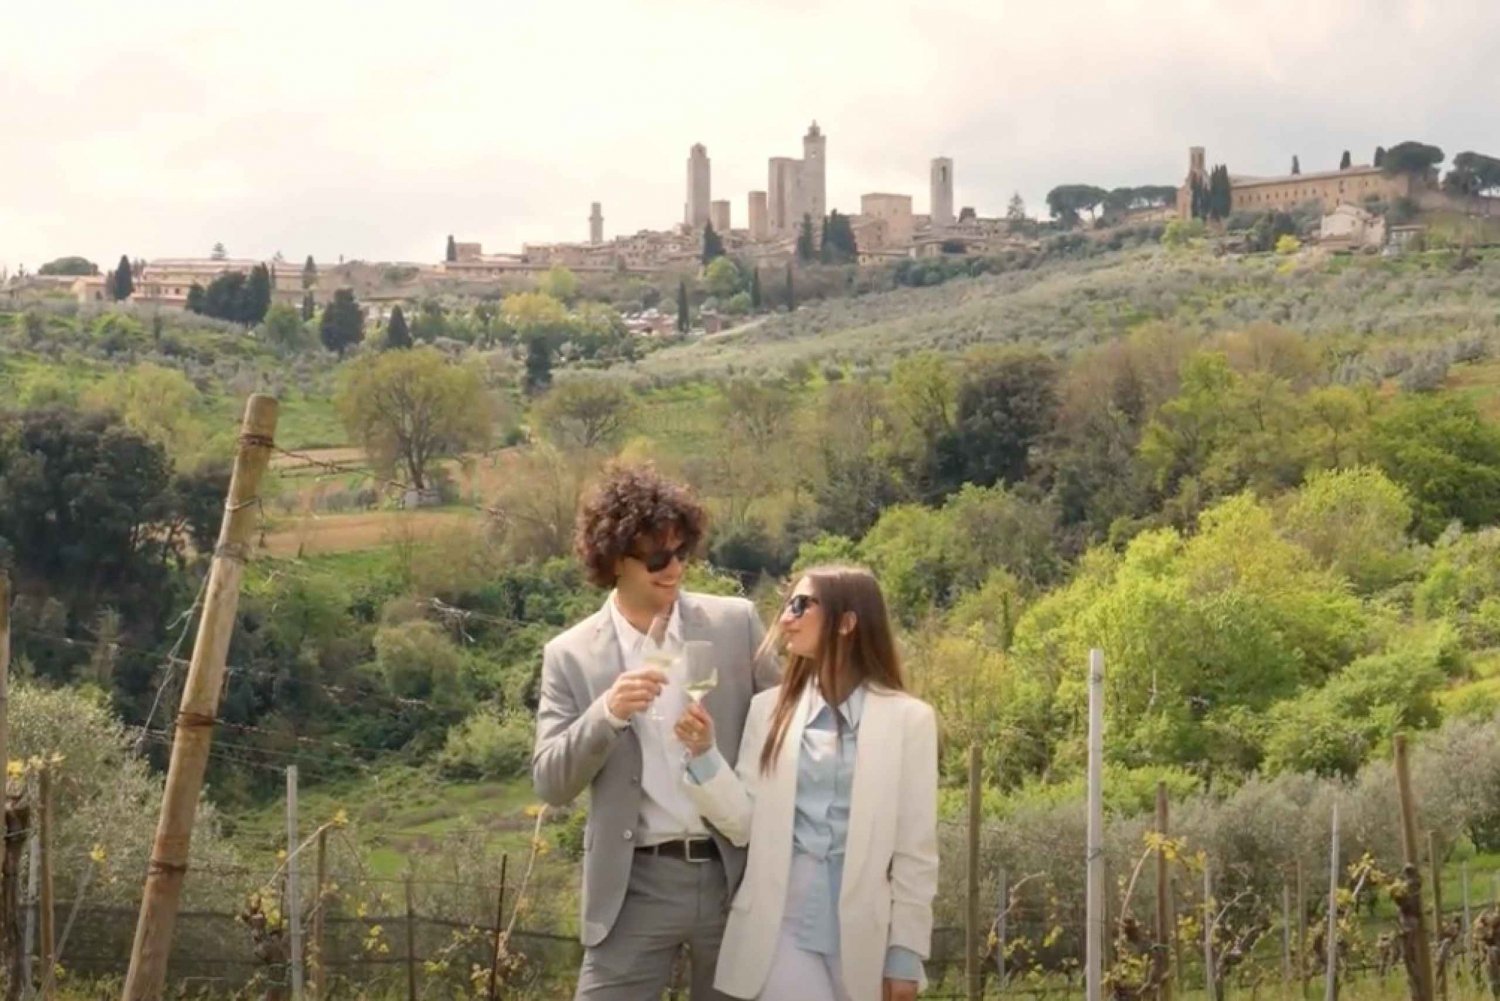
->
xmin=4 ymin=0 xmax=1498 ymax=270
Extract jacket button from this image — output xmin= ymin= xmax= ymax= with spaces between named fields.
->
xmin=623 ymin=830 xmax=635 ymax=841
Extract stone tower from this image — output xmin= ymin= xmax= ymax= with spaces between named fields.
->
xmin=710 ymin=200 xmax=731 ymax=235
xmin=748 ymin=191 xmax=769 ymax=241
xmin=589 ymin=202 xmax=604 ymax=245
xmin=686 ymin=143 xmax=711 ymax=232
xmin=930 ymin=157 xmax=954 ymax=229
xmin=768 ymin=156 xmax=803 ymax=235
xmin=803 ymin=121 xmax=827 ymax=224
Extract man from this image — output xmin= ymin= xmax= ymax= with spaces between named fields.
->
xmin=532 ymin=463 xmax=779 ymax=999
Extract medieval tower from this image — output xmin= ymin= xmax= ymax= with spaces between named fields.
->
xmin=930 ymin=157 xmax=954 ymax=228
xmin=686 ymin=143 xmax=711 ymax=231
xmin=589 ymin=202 xmax=604 ymax=245
xmin=803 ymin=121 xmax=827 ymax=224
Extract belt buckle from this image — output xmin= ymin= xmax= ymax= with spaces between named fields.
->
xmin=685 ymin=838 xmax=712 ymax=863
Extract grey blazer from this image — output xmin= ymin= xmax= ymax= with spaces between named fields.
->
xmin=531 ymin=591 xmax=780 ymax=947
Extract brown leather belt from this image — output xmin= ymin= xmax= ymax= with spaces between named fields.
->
xmin=636 ymin=838 xmax=720 ymax=863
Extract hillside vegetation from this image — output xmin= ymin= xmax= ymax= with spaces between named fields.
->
xmin=3 ymin=236 xmax=1500 ymax=991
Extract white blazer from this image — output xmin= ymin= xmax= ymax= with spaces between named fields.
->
xmin=683 ymin=684 xmax=939 ymax=1001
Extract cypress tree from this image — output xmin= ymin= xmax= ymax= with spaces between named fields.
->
xmin=112 ymin=254 xmax=134 ymax=301
xmin=784 ymin=262 xmax=795 ymax=311
xmin=1340 ymin=150 xmax=1352 ymax=170
xmin=301 ymin=292 xmax=315 ymax=322
xmin=1374 ymin=146 xmax=1387 ymax=168
xmin=796 ymin=215 xmax=816 ymax=262
xmin=1291 ymin=155 xmax=1301 ymax=175
xmin=701 ymin=223 xmax=725 ymax=265
xmin=242 ymin=264 xmax=272 ymax=324
xmin=301 ymin=254 xmax=317 ymax=290
xmin=386 ymin=305 xmax=412 ymax=349
xmin=749 ymin=268 xmax=762 ymax=310
xmin=445 ymin=235 xmax=457 ymax=263
xmin=676 ymin=279 xmax=689 ymax=333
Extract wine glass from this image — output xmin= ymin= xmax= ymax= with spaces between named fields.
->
xmin=642 ymin=613 xmax=677 ymax=722
xmin=681 ymin=641 xmax=717 ymax=704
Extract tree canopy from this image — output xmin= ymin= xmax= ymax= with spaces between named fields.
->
xmin=335 ymin=346 xmax=494 ymax=491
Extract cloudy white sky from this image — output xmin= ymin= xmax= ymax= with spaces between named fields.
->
xmin=3 ymin=0 xmax=1498 ymax=269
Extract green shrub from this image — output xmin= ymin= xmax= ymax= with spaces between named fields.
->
xmin=437 ymin=707 xmax=535 ymax=780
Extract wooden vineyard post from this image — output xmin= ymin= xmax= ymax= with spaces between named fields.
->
xmin=1155 ymin=783 xmax=1172 ymax=1001
xmin=486 ymin=854 xmax=509 ymax=1001
xmin=1325 ymin=806 xmax=1339 ymax=1001
xmin=37 ymin=762 xmax=53 ymax=1001
xmin=1394 ymin=735 xmax=1436 ymax=1001
xmin=120 ymin=394 xmax=278 ymax=1001
xmin=404 ymin=872 xmax=418 ymax=1001
xmin=311 ymin=826 xmax=327 ymax=1001
xmin=1086 ymin=649 xmax=1105 ymax=1001
xmin=967 ymin=744 xmax=982 ymax=1001
xmin=1430 ymin=830 xmax=1447 ymax=1000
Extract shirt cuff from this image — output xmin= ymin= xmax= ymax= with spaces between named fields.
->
xmin=602 ymin=701 xmax=630 ymax=730
xmin=685 ymin=747 xmax=725 ymax=784
xmin=884 ymin=946 xmax=923 ymax=981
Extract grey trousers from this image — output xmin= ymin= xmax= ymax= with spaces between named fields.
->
xmin=575 ymin=852 xmax=732 ymax=1000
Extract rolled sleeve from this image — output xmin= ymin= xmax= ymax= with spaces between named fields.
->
xmin=685 ymin=746 xmax=725 ymax=784
xmin=883 ymin=946 xmax=924 ymax=982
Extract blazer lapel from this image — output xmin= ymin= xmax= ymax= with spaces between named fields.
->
xmin=846 ymin=690 xmax=891 ymax=880
xmin=585 ymin=599 xmax=625 ymax=691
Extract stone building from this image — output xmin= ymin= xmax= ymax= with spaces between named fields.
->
xmin=710 ymin=200 xmax=731 ymax=235
xmin=686 ymin=144 xmax=711 ymax=231
xmin=1176 ymin=146 xmax=1418 ymax=220
xmin=768 ymin=156 xmax=804 ymax=235
xmin=930 ymin=157 xmax=955 ymax=229
xmin=858 ymin=193 xmax=914 ymax=249
xmin=765 ymin=122 xmax=828 ymax=237
xmin=748 ymin=191 xmax=769 ymax=241
xmin=589 ymin=202 xmax=604 ymax=245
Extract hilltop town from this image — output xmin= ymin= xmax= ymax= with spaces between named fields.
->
xmin=5 ymin=127 xmax=1499 ymax=338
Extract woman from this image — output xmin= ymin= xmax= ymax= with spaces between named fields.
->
xmin=674 ymin=565 xmax=938 ymax=1001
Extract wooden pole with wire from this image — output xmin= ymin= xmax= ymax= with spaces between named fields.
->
xmin=120 ymin=394 xmax=278 ymax=1001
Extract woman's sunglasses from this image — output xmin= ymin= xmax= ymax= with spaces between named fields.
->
xmin=785 ymin=594 xmax=820 ymax=618
xmin=630 ymin=542 xmax=693 ymax=574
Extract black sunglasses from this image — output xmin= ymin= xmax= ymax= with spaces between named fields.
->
xmin=785 ymin=594 xmax=820 ymax=618
xmin=630 ymin=542 xmax=693 ymax=573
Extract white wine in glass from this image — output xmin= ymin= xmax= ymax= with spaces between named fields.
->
xmin=683 ymin=641 xmax=717 ymax=703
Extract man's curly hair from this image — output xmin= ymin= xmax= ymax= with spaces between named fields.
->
xmin=574 ymin=463 xmax=708 ymax=588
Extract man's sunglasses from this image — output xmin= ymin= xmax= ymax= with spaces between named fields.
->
xmin=630 ymin=542 xmax=693 ymax=573
xmin=785 ymin=594 xmax=820 ymax=618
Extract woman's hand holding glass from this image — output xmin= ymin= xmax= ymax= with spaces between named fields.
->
xmin=675 ymin=701 xmax=716 ymax=757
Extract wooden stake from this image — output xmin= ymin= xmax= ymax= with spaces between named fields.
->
xmin=1282 ymin=881 xmax=1292 ymax=988
xmin=405 ymin=872 xmax=418 ymax=1001
xmin=0 ymin=570 xmax=10 ymax=811
xmin=120 ymin=394 xmax=278 ymax=1001
xmin=1462 ymin=861 xmax=1472 ymax=943
xmin=286 ymin=766 xmax=302 ymax=1001
xmin=311 ymin=826 xmax=327 ymax=1001
xmin=1429 ymin=830 xmax=1446 ymax=1000
xmin=1155 ymin=783 xmax=1172 ymax=1001
xmin=486 ymin=854 xmax=509 ymax=1001
xmin=967 ymin=743 xmax=982 ymax=1001
xmin=37 ymin=762 xmax=53 ymax=1001
xmin=1203 ymin=862 xmax=1215 ymax=1001
xmin=1296 ymin=857 xmax=1307 ymax=1000
xmin=1394 ymin=734 xmax=1436 ymax=1001
xmin=1325 ymin=805 xmax=1339 ymax=1001
xmin=1086 ymin=649 xmax=1105 ymax=1001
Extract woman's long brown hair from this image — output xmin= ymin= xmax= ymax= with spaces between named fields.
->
xmin=758 ymin=564 xmax=906 ymax=773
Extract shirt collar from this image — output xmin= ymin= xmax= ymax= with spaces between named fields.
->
xmin=807 ymin=682 xmax=867 ymax=731
xmin=608 ymin=590 xmax=682 ymax=654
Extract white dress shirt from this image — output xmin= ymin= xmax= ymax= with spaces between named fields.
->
xmin=606 ymin=592 xmax=709 ymax=845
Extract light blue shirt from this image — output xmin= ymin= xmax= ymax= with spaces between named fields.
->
xmin=688 ymin=684 xmax=923 ymax=982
